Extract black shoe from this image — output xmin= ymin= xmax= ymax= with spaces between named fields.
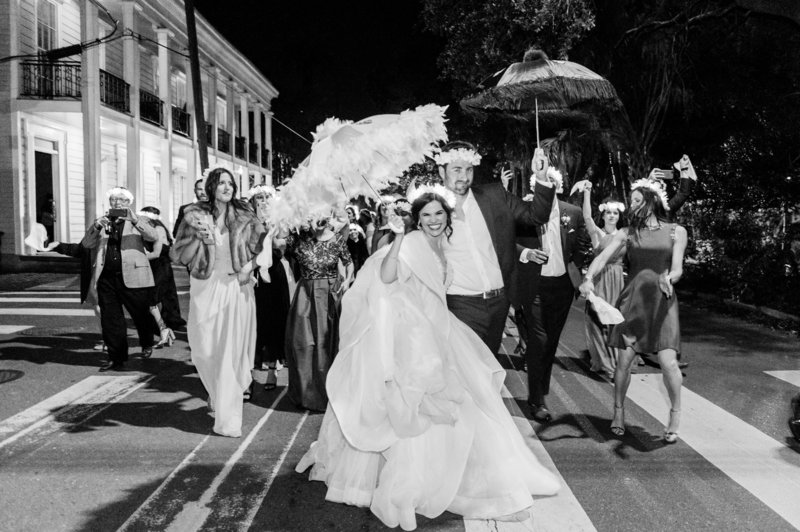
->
xmin=528 ymin=402 xmax=552 ymax=423
xmin=678 ymin=361 xmax=689 ymax=369
xmin=99 ymin=361 xmax=125 ymax=372
xmin=140 ymin=347 xmax=153 ymax=359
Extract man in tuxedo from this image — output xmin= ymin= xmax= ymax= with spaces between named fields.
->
xmin=516 ymin=175 xmax=592 ymax=422
xmin=439 ymin=140 xmax=555 ymax=357
xmin=173 ymin=179 xmax=207 ymax=237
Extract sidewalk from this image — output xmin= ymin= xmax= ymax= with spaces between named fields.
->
xmin=0 ymin=272 xmax=80 ymax=292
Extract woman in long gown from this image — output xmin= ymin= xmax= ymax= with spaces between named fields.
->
xmin=580 ymin=180 xmax=688 ymax=442
xmin=295 ymin=188 xmax=560 ymax=531
xmin=580 ymin=186 xmax=626 ymax=380
xmin=171 ymin=168 xmax=265 ymax=437
xmin=248 ymin=186 xmax=290 ymax=390
xmin=284 ymin=218 xmax=353 ymax=412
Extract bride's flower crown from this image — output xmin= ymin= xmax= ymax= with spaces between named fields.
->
xmin=406 ymin=184 xmax=457 ymax=209
xmin=631 ymin=178 xmax=670 ymax=211
xmin=246 ymin=184 xmax=276 ymax=200
xmin=136 ymin=210 xmax=160 ymax=221
xmin=432 ymin=148 xmax=482 ymax=167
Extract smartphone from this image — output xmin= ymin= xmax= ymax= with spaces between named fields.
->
xmin=108 ymin=208 xmax=128 ymax=218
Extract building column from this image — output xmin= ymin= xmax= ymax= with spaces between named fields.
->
xmin=208 ymin=67 xmax=218 ymax=152
xmin=156 ymin=27 xmax=173 ymax=210
xmin=265 ymin=108 xmax=274 ymax=184
xmin=226 ymin=80 xmax=236 ymax=163
xmin=81 ymin=0 xmax=102 ymax=223
xmin=253 ymin=102 xmax=262 ymax=181
xmin=239 ymin=91 xmax=249 ymax=195
xmin=122 ymin=1 xmax=141 ymax=200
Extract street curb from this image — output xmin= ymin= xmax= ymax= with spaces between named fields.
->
xmin=678 ymin=289 xmax=800 ymax=324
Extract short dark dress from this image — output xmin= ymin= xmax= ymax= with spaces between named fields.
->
xmin=254 ymin=247 xmax=290 ymax=368
xmin=285 ymin=232 xmax=352 ymax=411
xmin=608 ymin=223 xmax=680 ymax=354
xmin=145 ymin=224 xmax=184 ymax=328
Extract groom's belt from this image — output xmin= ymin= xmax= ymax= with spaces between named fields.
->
xmin=458 ymin=287 xmax=505 ymax=299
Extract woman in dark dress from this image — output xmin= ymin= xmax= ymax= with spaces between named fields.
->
xmin=248 ymin=186 xmax=291 ymax=390
xmin=580 ymin=180 xmax=688 ymax=443
xmin=284 ymin=217 xmax=353 ymax=411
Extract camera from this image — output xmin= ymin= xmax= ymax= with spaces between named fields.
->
xmin=108 ymin=208 xmax=128 ymax=218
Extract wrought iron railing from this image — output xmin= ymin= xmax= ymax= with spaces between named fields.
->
xmin=172 ymin=106 xmax=191 ymax=137
xmin=235 ymin=136 xmax=246 ymax=159
xmin=100 ymin=69 xmax=130 ymax=113
xmin=218 ymin=128 xmax=231 ymax=153
xmin=262 ymin=148 xmax=271 ymax=170
xmin=139 ymin=89 xmax=163 ymax=126
xmin=249 ymin=142 xmax=259 ymax=164
xmin=20 ymin=61 xmax=81 ymax=99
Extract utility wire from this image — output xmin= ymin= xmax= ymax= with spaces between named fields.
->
xmin=272 ymin=115 xmax=312 ymax=144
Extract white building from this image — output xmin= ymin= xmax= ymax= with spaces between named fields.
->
xmin=0 ymin=0 xmax=278 ymax=270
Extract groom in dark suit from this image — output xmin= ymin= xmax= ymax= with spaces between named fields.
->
xmin=439 ymin=141 xmax=555 ymax=357
xmin=516 ymin=177 xmax=592 ymax=422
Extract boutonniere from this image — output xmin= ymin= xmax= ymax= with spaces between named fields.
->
xmin=560 ymin=214 xmax=571 ymax=227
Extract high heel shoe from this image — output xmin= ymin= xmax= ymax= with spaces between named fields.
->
xmin=155 ymin=327 xmax=175 ymax=348
xmin=264 ymin=368 xmax=277 ymax=391
xmin=610 ymin=404 xmax=625 ymax=437
xmin=664 ymin=408 xmax=680 ymax=444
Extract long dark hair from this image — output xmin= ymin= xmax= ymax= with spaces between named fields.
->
xmin=410 ymin=192 xmax=454 ymax=240
xmin=628 ymin=186 xmax=669 ymax=239
xmin=203 ymin=168 xmax=253 ymax=230
xmin=139 ymin=206 xmax=174 ymax=245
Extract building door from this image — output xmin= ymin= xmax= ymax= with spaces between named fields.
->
xmin=34 ymin=150 xmax=57 ymax=244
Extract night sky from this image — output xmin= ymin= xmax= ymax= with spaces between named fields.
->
xmin=193 ymin=0 xmax=451 ymax=152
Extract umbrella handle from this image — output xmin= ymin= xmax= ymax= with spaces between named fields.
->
xmin=534 ymin=99 xmax=544 ymax=171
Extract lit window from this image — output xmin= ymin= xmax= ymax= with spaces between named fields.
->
xmin=37 ymin=0 xmax=57 ymax=52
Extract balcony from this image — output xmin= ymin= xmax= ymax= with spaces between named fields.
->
xmin=139 ymin=90 xmax=163 ymax=126
xmin=20 ymin=61 xmax=81 ymax=99
xmin=172 ymin=106 xmax=191 ymax=137
xmin=248 ymin=142 xmax=259 ymax=164
xmin=218 ymin=128 xmax=230 ymax=153
xmin=99 ymin=69 xmax=130 ymax=113
xmin=261 ymin=148 xmax=271 ymax=170
xmin=234 ymin=136 xmax=245 ymax=159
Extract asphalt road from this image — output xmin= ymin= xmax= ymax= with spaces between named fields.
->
xmin=1 ymin=268 xmax=799 ymax=532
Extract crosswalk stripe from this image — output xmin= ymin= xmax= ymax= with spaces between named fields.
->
xmin=0 ymin=325 xmax=33 ymax=334
xmin=765 ymin=370 xmax=800 ymax=388
xmin=0 ymin=308 xmax=94 ymax=316
xmin=0 ymin=375 xmax=152 ymax=452
xmin=627 ymin=373 xmax=800 ymax=529
xmin=0 ymin=291 xmax=78 ymax=295
xmin=0 ymin=297 xmax=81 ymax=303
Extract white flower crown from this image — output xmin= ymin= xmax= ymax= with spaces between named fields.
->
xmin=106 ymin=186 xmax=134 ymax=203
xmin=599 ymin=201 xmax=626 ymax=213
xmin=433 ymin=148 xmax=482 ymax=167
xmin=529 ymin=167 xmax=563 ymax=193
xmin=136 ymin=210 xmax=161 ymax=221
xmin=406 ymin=183 xmax=457 ymax=209
xmin=631 ymin=178 xmax=670 ymax=211
xmin=246 ymin=184 xmax=276 ymax=200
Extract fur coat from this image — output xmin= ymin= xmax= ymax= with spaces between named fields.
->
xmin=170 ymin=202 xmax=266 ymax=279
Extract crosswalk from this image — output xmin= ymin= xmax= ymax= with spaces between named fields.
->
xmin=1 ymin=290 xmax=799 ymax=531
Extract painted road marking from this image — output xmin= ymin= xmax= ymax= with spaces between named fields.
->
xmin=0 ymin=375 xmax=152 ymax=452
xmin=765 ymin=370 xmax=800 ymax=388
xmin=0 ymin=297 xmax=81 ymax=303
xmin=0 ymin=325 xmax=34 ymax=334
xmin=0 ymin=291 xmax=79 ymax=295
xmin=627 ymin=373 xmax=800 ymax=530
xmin=0 ymin=308 xmax=95 ymax=316
xmin=490 ymin=338 xmax=597 ymax=532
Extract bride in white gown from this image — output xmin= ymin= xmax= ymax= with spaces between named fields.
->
xmin=295 ymin=186 xmax=559 ymax=530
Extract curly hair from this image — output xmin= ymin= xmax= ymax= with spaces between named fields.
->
xmin=202 ymin=168 xmax=253 ymax=231
xmin=410 ymin=192 xmax=454 ymax=240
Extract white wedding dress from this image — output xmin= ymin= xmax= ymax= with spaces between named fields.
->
xmin=295 ymin=231 xmax=559 ymax=530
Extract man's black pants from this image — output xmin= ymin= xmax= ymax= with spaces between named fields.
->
xmin=97 ymin=271 xmax=154 ymax=363
xmin=446 ymin=292 xmax=510 ymax=356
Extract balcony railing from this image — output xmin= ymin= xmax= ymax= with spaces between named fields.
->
xmin=248 ymin=142 xmax=259 ymax=164
xmin=139 ymin=89 xmax=163 ymax=126
xmin=206 ymin=123 xmax=213 ymax=145
xmin=261 ymin=148 xmax=271 ymax=170
xmin=100 ymin=69 xmax=130 ymax=113
xmin=234 ymin=136 xmax=246 ymax=159
xmin=20 ymin=61 xmax=81 ymax=99
xmin=172 ymin=106 xmax=191 ymax=137
xmin=218 ymin=128 xmax=231 ymax=153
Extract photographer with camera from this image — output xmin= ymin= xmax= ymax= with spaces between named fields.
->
xmin=81 ymin=186 xmax=159 ymax=371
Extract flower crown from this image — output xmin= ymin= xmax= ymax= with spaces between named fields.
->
xmin=406 ymin=183 xmax=457 ymax=209
xmin=246 ymin=184 xmax=276 ymax=200
xmin=599 ymin=201 xmax=626 ymax=213
xmin=529 ymin=167 xmax=563 ymax=193
xmin=631 ymin=178 xmax=670 ymax=211
xmin=106 ymin=186 xmax=134 ymax=203
xmin=433 ymin=148 xmax=482 ymax=167
xmin=136 ymin=210 xmax=160 ymax=221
